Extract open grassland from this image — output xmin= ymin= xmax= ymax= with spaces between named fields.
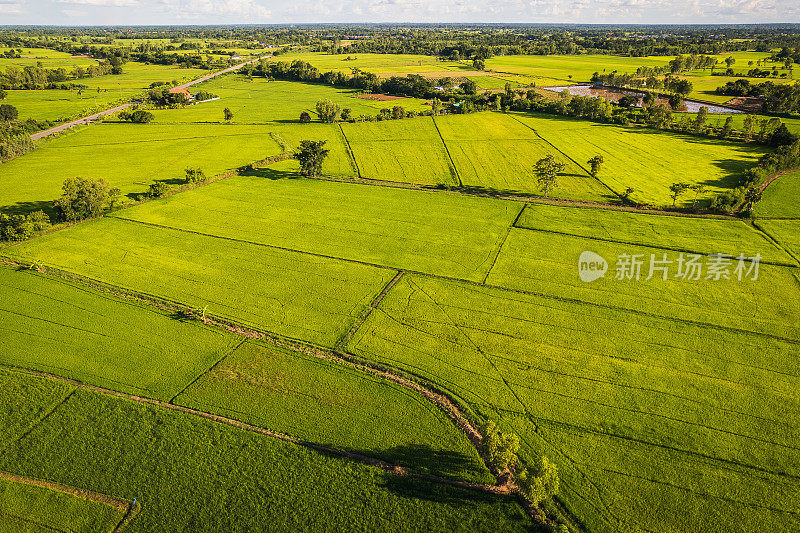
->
xmin=0 ymin=368 xmax=74 ymax=451
xmin=434 ymin=113 xmax=612 ymax=201
xmin=0 ymin=122 xmax=279 ymax=214
xmin=341 ymin=117 xmax=459 ymax=186
xmin=755 ymin=170 xmax=800 ymax=218
xmin=175 ymin=340 xmax=492 ymax=483
xmin=113 ymin=175 xmax=521 ymax=281
xmin=517 ymin=203 xmax=796 ymax=264
xmin=0 ymin=267 xmax=239 ymax=400
xmin=0 ymin=380 xmax=531 ymax=532
xmin=149 ymin=78 xmax=429 ymax=124
xmin=3 ymin=216 xmax=395 ymax=347
xmin=514 ymin=112 xmax=767 ymax=205
xmin=755 ymin=219 xmax=800 ymax=262
xmin=0 ymin=477 xmax=123 ymax=533
xmin=346 ymin=273 xmax=800 ymax=533
xmin=485 ymin=226 xmax=800 ymax=339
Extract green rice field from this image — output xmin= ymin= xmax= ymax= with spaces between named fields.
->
xmin=0 ymin=266 xmax=239 ymax=400
xmin=754 ymin=170 xmax=800 ymax=218
xmin=3 ymin=216 xmax=395 ymax=347
xmin=0 ymin=477 xmax=124 ymax=533
xmin=174 ymin=340 xmax=492 ymax=483
xmin=113 ymin=175 xmax=521 ymax=281
xmin=0 ymin=375 xmax=531 ymax=532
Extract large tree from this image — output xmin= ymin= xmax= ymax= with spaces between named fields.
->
xmin=315 ymin=99 xmax=341 ymax=123
xmin=587 ymin=155 xmax=604 ymax=178
xmin=53 ymin=177 xmax=110 ymax=222
xmin=295 ymin=140 xmax=330 ymax=177
xmin=535 ymin=155 xmax=566 ymax=197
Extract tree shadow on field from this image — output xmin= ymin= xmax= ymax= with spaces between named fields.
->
xmin=239 ymin=167 xmax=299 ymax=180
xmin=1 ymin=199 xmax=55 ymax=217
xmin=380 ymin=475 xmax=500 ymax=506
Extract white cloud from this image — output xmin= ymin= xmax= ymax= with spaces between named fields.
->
xmin=56 ymin=0 xmax=139 ymax=5
xmin=156 ymin=0 xmax=271 ymax=20
xmin=0 ymin=1 xmax=23 ymax=13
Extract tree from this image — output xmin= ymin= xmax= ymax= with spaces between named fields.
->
xmin=668 ymin=93 xmax=683 ymax=110
xmin=725 ymin=56 xmax=736 ymax=69
xmin=391 ymin=105 xmax=405 ymax=119
xmin=295 ymin=140 xmax=329 ymax=177
xmin=53 ymin=177 xmax=110 ymax=222
xmin=0 ymin=103 xmax=19 ymax=122
xmin=128 ymin=110 xmax=153 ymax=123
xmin=720 ymin=116 xmax=734 ymax=139
xmin=693 ymin=106 xmax=708 ymax=133
xmin=461 ymin=79 xmax=477 ymax=95
xmin=299 ymin=111 xmax=311 ymax=123
xmin=147 ymin=182 xmax=170 ymax=198
xmin=743 ymin=114 xmax=754 ymax=141
xmin=431 ymin=98 xmax=442 ymax=116
xmin=480 ymin=421 xmax=520 ymax=471
xmin=622 ymin=187 xmax=635 ymax=205
xmin=691 ymin=184 xmax=706 ymax=208
xmin=185 ymin=167 xmax=206 ymax=184
xmin=535 ymin=155 xmax=566 ymax=198
xmin=472 ymin=58 xmax=485 ymax=70
xmin=340 ymin=108 xmax=352 ymax=121
xmin=642 ymin=91 xmax=655 ymax=107
xmin=669 ymin=182 xmax=691 ymax=206
xmin=743 ymin=187 xmax=762 ymax=213
xmin=516 ymin=456 xmax=559 ymax=506
xmin=223 ymin=107 xmax=233 ymax=122
xmin=315 ymin=99 xmax=340 ymax=123
xmin=0 ymin=210 xmax=50 ymax=242
xmin=587 ymin=155 xmax=604 ymax=178
xmin=0 ymin=89 xmax=6 ymax=100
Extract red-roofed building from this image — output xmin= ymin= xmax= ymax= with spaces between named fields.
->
xmin=168 ymin=87 xmax=193 ymax=101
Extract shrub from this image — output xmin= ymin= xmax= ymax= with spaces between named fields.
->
xmin=147 ymin=182 xmax=170 ymax=198
xmin=0 ymin=210 xmax=51 ymax=241
xmin=299 ymin=111 xmax=311 ymax=123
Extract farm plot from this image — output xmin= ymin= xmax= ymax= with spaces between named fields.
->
xmin=0 ymin=368 xmax=74 ymax=451
xmin=484 ymin=54 xmax=672 ymax=83
xmin=4 ymin=89 xmax=124 ymax=123
xmin=346 ymin=273 xmax=800 ymax=533
xmin=0 ymin=267 xmax=239 ymax=400
xmin=517 ymin=203 xmax=796 ymax=265
xmin=175 ymin=340 xmax=491 ymax=483
xmin=484 ymin=227 xmax=800 ymax=339
xmin=0 ymin=122 xmax=280 ymax=214
xmin=513 ymin=112 xmax=767 ymax=205
xmin=754 ymin=170 xmax=800 ymax=218
xmin=268 ymin=123 xmax=356 ymax=177
xmin=755 ymin=219 xmax=800 ymax=262
xmin=274 ymin=51 xmax=465 ymax=75
xmin=341 ymin=118 xmax=458 ymax=186
xmin=113 ymin=175 xmax=521 ymax=281
xmin=0 ymin=477 xmax=124 ymax=533
xmin=434 ymin=113 xmax=613 ymax=200
xmin=0 ymin=381 xmax=531 ymax=532
xmin=148 ymin=78 xmax=429 ymax=124
xmin=4 ymin=216 xmax=395 ymax=347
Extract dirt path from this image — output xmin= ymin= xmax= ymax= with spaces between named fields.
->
xmin=30 ymin=55 xmax=269 ymax=141
xmin=759 ymin=166 xmax=800 ymax=193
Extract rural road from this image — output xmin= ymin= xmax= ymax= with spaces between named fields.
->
xmin=31 ymin=55 xmax=270 ymax=141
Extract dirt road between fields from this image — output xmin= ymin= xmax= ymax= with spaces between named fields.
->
xmin=30 ymin=55 xmax=270 ymax=141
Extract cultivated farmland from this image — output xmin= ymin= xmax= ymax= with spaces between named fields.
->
xmin=346 ymin=273 xmax=800 ymax=533
xmin=754 ymin=170 xmax=800 ymax=218
xmin=3 ymin=216 xmax=395 ymax=347
xmin=112 ymin=175 xmax=522 ymax=280
xmin=0 ymin=476 xmax=125 ymax=533
xmin=174 ymin=340 xmax=492 ymax=483
xmin=0 ymin=375 xmax=531 ymax=532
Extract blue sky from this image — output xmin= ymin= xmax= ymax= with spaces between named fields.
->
xmin=0 ymin=0 xmax=798 ymax=25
